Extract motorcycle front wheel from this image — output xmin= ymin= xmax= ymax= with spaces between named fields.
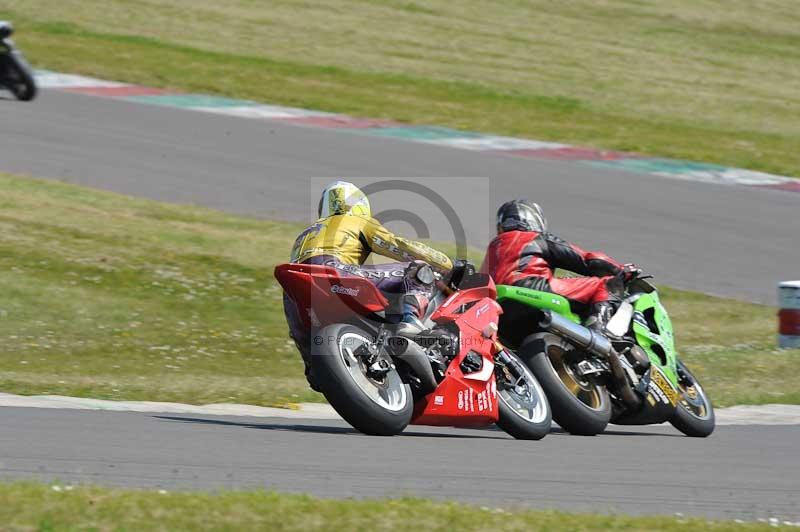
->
xmin=495 ymin=349 xmax=552 ymax=440
xmin=311 ymin=323 xmax=413 ymax=436
xmin=670 ymin=360 xmax=715 ymax=437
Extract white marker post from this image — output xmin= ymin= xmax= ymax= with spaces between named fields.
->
xmin=778 ymin=281 xmax=800 ymax=348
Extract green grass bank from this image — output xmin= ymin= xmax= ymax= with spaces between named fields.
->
xmin=0 ymin=482 xmax=793 ymax=531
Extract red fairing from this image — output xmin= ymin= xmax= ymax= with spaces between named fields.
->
xmin=274 ymin=263 xmax=389 ymax=327
xmin=412 ymin=278 xmax=502 ymax=426
xmin=411 ymin=358 xmax=499 ymax=426
xmin=430 ymin=281 xmax=498 ymax=324
xmin=277 ymin=262 xmax=504 ymax=427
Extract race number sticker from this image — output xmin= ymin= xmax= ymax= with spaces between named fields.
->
xmin=458 ymin=388 xmax=493 ymax=413
xmin=457 ymin=389 xmax=473 ymax=412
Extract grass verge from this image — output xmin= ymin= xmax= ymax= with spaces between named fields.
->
xmin=2 ymin=0 xmax=800 ymax=177
xmin=0 ymin=172 xmax=797 ymax=407
xmin=0 ymin=482 xmax=792 ymax=531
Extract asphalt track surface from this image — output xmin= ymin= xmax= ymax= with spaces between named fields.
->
xmin=1 ymin=407 xmax=798 ymax=522
xmin=2 ymin=90 xmax=799 ymax=303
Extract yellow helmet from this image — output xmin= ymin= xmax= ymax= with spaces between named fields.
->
xmin=318 ymin=180 xmax=371 ymax=218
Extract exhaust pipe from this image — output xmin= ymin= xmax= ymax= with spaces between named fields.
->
xmin=539 ymin=310 xmax=613 ymax=357
xmin=387 ymin=337 xmax=438 ymax=395
xmin=540 ymin=311 xmax=640 ymax=407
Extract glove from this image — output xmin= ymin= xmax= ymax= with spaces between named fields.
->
xmin=405 ymin=260 xmax=435 ymax=286
xmin=622 ymin=263 xmax=642 ymax=281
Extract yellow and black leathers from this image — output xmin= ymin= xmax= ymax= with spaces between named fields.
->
xmin=290 ymin=213 xmax=453 ymax=273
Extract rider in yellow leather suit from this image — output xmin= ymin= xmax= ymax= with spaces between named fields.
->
xmin=285 ymin=181 xmax=453 ymax=389
xmin=290 ymin=182 xmax=452 ymax=272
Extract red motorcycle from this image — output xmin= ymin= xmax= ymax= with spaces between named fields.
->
xmin=275 ymin=262 xmax=551 ymax=439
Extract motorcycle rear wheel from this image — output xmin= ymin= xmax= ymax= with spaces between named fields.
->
xmin=311 ymin=323 xmax=413 ymax=436
xmin=670 ymin=360 xmax=715 ymax=437
xmin=495 ymin=349 xmax=552 ymax=440
xmin=519 ymin=333 xmax=611 ymax=436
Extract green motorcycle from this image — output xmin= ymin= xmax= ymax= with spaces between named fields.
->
xmin=496 ymin=274 xmax=714 ymax=437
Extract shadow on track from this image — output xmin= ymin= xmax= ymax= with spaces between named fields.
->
xmin=545 ymin=426 xmax=681 ymax=437
xmin=601 ymin=428 xmax=682 ymax=437
xmin=154 ymin=416 xmax=677 ymax=439
xmin=154 ymin=416 xmax=512 ymax=440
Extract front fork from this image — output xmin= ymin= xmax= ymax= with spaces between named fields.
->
xmin=360 ymin=324 xmax=394 ymax=378
xmin=493 ymin=343 xmax=526 ymax=391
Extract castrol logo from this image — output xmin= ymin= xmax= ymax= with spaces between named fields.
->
xmin=331 ymin=285 xmax=360 ymax=296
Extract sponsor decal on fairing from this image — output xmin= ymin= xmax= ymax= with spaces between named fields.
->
xmin=330 ymin=285 xmax=360 ymax=296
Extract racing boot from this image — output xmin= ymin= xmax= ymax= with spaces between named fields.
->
xmin=587 ymin=302 xmax=640 ymax=406
xmin=293 ymin=338 xmax=322 ymax=393
xmin=395 ymin=293 xmax=429 ymax=337
xmin=395 ymin=262 xmax=434 ymax=337
xmin=585 ymin=302 xmax=618 ymax=339
xmin=304 ymin=364 xmax=321 ymax=393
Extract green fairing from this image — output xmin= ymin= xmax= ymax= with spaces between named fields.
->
xmin=496 ymin=284 xmax=679 ymax=387
xmin=632 ymin=292 xmax=679 ymax=386
xmin=496 ymin=283 xmax=684 ymax=425
xmin=496 ymin=285 xmax=581 ymax=323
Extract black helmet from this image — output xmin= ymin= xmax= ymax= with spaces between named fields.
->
xmin=496 ymin=200 xmax=548 ymax=234
xmin=0 ymin=22 xmax=13 ymax=39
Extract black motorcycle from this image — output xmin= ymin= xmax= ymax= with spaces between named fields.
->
xmin=0 ymin=21 xmax=37 ymax=101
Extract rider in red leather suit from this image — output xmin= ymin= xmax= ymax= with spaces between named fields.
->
xmin=480 ymin=200 xmax=637 ymax=332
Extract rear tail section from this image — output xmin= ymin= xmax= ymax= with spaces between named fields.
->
xmin=274 ymin=263 xmax=389 ymax=328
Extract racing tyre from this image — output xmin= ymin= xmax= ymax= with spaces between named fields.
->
xmin=670 ymin=360 xmax=715 ymax=437
xmin=311 ymin=323 xmax=413 ymax=436
xmin=518 ymin=333 xmax=611 ymax=436
xmin=495 ymin=349 xmax=551 ymax=440
xmin=2 ymin=53 xmax=36 ymax=101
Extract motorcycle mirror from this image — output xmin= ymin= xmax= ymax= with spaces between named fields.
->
xmin=415 ymin=264 xmax=435 ymax=285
